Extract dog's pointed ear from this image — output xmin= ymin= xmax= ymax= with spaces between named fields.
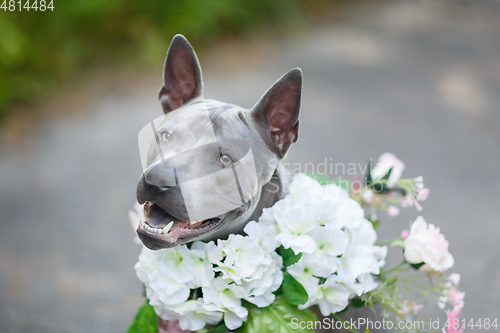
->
xmin=251 ymin=68 xmax=302 ymax=158
xmin=159 ymin=34 xmax=203 ymax=113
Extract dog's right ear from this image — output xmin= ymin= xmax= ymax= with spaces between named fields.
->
xmin=251 ymin=68 xmax=302 ymax=158
xmin=159 ymin=34 xmax=204 ymax=113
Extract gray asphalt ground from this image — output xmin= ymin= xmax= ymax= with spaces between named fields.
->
xmin=1 ymin=0 xmax=499 ymax=332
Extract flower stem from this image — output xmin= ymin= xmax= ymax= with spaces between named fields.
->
xmin=380 ymin=260 xmax=406 ymax=275
xmin=375 ymin=237 xmax=402 ymax=246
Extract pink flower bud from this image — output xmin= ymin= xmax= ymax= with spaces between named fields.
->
xmin=447 ymin=273 xmax=461 ymax=286
xmin=362 ymin=189 xmax=374 ymax=204
xmin=417 ymin=188 xmax=429 ymax=201
xmin=443 ymin=307 xmax=464 ymax=333
xmin=387 ymin=205 xmax=400 ymax=217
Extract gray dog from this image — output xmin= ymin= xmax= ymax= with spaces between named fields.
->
xmin=136 ymin=34 xmax=302 ymax=250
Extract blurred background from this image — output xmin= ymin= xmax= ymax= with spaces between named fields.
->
xmin=1 ymin=0 xmax=499 ymax=332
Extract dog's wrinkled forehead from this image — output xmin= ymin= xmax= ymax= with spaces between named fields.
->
xmin=138 ymin=100 xmax=259 ymax=222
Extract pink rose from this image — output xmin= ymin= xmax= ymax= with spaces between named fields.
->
xmin=404 ymin=217 xmax=454 ymax=272
xmin=371 ymin=153 xmax=405 ymax=186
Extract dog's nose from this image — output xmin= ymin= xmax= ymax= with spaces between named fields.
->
xmin=136 ymin=160 xmax=177 ymax=203
xmin=136 ymin=175 xmax=176 ymax=204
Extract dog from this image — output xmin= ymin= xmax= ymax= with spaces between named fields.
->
xmin=135 ymin=34 xmax=302 ymax=250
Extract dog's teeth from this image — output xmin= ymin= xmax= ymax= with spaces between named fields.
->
xmin=163 ymin=221 xmax=174 ymax=233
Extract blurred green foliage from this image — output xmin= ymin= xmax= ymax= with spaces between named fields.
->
xmin=0 ymin=0 xmax=330 ymax=119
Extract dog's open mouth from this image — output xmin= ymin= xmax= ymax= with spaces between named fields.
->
xmin=137 ymin=201 xmax=224 ymax=249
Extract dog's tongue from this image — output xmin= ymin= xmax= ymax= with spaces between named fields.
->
xmin=146 ymin=204 xmax=191 ymax=242
xmin=147 ymin=204 xmax=173 ymax=228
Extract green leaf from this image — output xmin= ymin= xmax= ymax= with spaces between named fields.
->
xmin=367 ymin=219 xmax=379 ymax=230
xmin=306 ymin=173 xmax=330 ymax=185
xmin=127 ymin=302 xmax=158 ymax=333
xmin=349 ymin=297 xmax=366 ymax=308
xmin=365 ymin=162 xmax=372 ymax=186
xmin=282 ymin=272 xmax=308 ymax=305
xmin=372 ymin=168 xmax=392 ymax=194
xmin=330 ymin=178 xmax=351 ymax=192
xmin=278 ymin=245 xmax=302 ymax=267
xmin=410 ymin=262 xmax=425 ymax=270
xmin=206 ymin=323 xmax=228 ymax=333
xmin=236 ymin=295 xmax=317 ymax=333
xmin=381 ymin=167 xmax=393 ymax=180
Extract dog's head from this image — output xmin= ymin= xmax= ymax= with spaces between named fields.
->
xmin=136 ymin=34 xmax=302 ymax=250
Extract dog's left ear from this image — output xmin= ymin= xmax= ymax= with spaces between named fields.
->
xmin=159 ymin=34 xmax=204 ymax=113
xmin=251 ymin=68 xmax=302 ymax=158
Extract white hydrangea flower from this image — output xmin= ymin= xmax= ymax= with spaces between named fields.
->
xmin=287 ymin=258 xmax=321 ymax=306
xmin=189 ymin=241 xmax=215 ymax=287
xmin=202 ymin=278 xmax=248 ymax=330
xmin=135 ymin=248 xmax=191 ymax=308
xmin=315 ymin=275 xmax=351 ymax=316
xmin=175 ymin=300 xmax=222 ymax=331
xmin=241 ymin=222 xmax=283 ymax=306
xmin=275 ymin=200 xmax=317 ymax=254
xmin=158 ymin=245 xmax=197 ymax=284
xmin=244 ymin=220 xmax=279 ymax=253
xmin=300 ymin=225 xmax=349 ymax=277
xmin=288 ymin=173 xmax=325 ymax=204
xmin=336 ymin=198 xmax=365 ymax=229
xmin=323 ymin=182 xmax=350 ymax=199
xmin=221 ymin=235 xmax=264 ymax=272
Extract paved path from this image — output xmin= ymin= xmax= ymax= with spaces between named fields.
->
xmin=1 ymin=0 xmax=499 ymax=332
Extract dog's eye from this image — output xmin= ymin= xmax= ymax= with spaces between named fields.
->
xmin=219 ymin=154 xmax=233 ymax=165
xmin=160 ymin=131 xmax=170 ymax=141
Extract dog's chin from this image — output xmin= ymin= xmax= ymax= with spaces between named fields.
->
xmin=136 ymin=201 xmax=228 ymax=250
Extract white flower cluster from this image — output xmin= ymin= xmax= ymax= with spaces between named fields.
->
xmin=134 ymin=174 xmax=387 ymax=330
xmin=134 ymin=221 xmax=283 ymax=331
xmin=259 ymin=174 xmax=387 ymax=316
